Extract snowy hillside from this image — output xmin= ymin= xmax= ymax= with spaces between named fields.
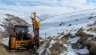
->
xmin=1 ymin=0 xmax=96 ymax=55
xmin=38 ymin=20 xmax=96 ymax=55
xmin=40 ymin=10 xmax=96 ymax=37
xmin=0 ymin=10 xmax=96 ymax=55
xmin=36 ymin=11 xmax=96 ymax=55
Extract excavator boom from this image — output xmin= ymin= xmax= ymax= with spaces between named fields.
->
xmin=31 ymin=12 xmax=40 ymax=48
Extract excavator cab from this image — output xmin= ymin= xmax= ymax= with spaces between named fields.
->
xmin=9 ymin=25 xmax=32 ymax=50
xmin=15 ymin=25 xmax=30 ymax=40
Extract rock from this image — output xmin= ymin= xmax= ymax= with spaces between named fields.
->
xmin=86 ymin=41 xmax=96 ymax=54
xmin=79 ymin=37 xmax=88 ymax=45
xmin=94 ymin=21 xmax=96 ymax=25
xmin=72 ymin=43 xmax=80 ymax=49
xmin=76 ymin=19 xmax=78 ymax=21
xmin=68 ymin=24 xmax=72 ymax=26
xmin=88 ymin=16 xmax=92 ymax=19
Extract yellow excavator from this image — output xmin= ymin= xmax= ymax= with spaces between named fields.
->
xmin=9 ymin=12 xmax=40 ymax=51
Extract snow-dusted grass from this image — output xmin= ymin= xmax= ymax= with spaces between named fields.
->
xmin=60 ymin=44 xmax=76 ymax=55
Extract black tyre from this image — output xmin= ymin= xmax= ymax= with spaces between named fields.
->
xmin=9 ymin=36 xmax=12 ymax=50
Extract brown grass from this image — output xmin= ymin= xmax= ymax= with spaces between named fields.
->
xmin=0 ymin=44 xmax=32 ymax=55
xmin=87 ymin=26 xmax=96 ymax=32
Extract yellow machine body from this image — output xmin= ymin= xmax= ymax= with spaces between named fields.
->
xmin=9 ymin=12 xmax=40 ymax=50
xmin=10 ymin=37 xmax=15 ymax=48
xmin=10 ymin=37 xmax=31 ymax=49
xmin=9 ymin=25 xmax=32 ymax=49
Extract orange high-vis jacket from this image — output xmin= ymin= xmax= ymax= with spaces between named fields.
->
xmin=32 ymin=18 xmax=40 ymax=30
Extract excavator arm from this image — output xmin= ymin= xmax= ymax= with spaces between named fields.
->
xmin=31 ymin=12 xmax=40 ymax=48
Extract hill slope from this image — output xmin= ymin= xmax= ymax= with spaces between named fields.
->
xmin=40 ymin=10 xmax=96 ymax=37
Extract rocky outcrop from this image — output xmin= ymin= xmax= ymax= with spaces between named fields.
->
xmin=75 ymin=27 xmax=96 ymax=55
xmin=85 ymin=41 xmax=96 ymax=55
xmin=0 ymin=14 xmax=30 ymax=37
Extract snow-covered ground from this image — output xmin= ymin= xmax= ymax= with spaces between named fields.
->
xmin=40 ymin=10 xmax=96 ymax=37
xmin=37 ymin=10 xmax=96 ymax=55
xmin=0 ymin=10 xmax=96 ymax=55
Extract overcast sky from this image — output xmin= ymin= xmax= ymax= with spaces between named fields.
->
xmin=0 ymin=0 xmax=96 ymax=17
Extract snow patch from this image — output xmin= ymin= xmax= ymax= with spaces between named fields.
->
xmin=1 ymin=37 xmax=9 ymax=46
xmin=61 ymin=45 xmax=76 ymax=55
xmin=50 ymin=40 xmax=56 ymax=44
xmin=69 ymin=37 xmax=80 ymax=44
xmin=76 ymin=47 xmax=89 ymax=54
